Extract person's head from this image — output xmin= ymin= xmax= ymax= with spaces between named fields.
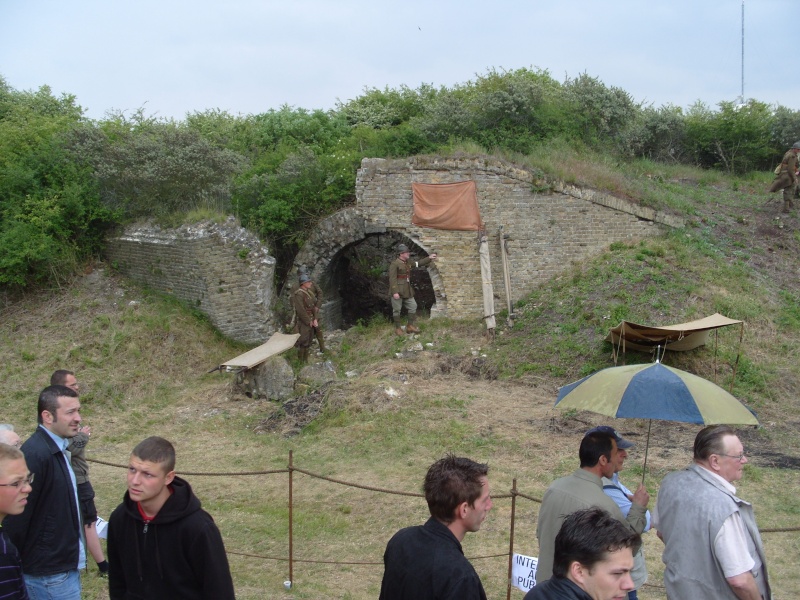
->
xmin=50 ymin=369 xmax=79 ymax=393
xmin=0 ymin=425 xmax=20 ymax=448
xmin=792 ymin=141 xmax=800 ymax=152
xmin=37 ymin=385 xmax=81 ymax=437
xmin=553 ymin=508 xmax=639 ymax=600
xmin=127 ymin=437 xmax=176 ymax=509
xmin=693 ymin=424 xmax=747 ymax=483
xmin=579 ymin=431 xmax=618 ymax=477
xmin=585 ymin=426 xmax=634 ymax=474
xmin=424 ymin=455 xmax=491 ymax=532
xmin=397 ymin=243 xmax=410 ymax=260
xmin=0 ymin=443 xmax=33 ymax=520
xmin=298 ymin=272 xmax=312 ymax=287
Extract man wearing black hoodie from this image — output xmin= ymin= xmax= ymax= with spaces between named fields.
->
xmin=107 ymin=436 xmax=235 ymax=600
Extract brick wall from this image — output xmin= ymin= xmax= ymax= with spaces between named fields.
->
xmin=105 ymin=218 xmax=277 ymax=344
xmin=356 ymin=157 xmax=683 ymax=319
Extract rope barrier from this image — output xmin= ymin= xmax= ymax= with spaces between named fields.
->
xmin=88 ymin=453 xmax=800 ymax=589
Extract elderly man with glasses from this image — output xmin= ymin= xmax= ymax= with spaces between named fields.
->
xmin=0 ymin=426 xmax=22 ymax=448
xmin=655 ymin=425 xmax=772 ymax=600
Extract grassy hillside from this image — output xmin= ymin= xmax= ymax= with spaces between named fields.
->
xmin=1 ymin=156 xmax=799 ymax=599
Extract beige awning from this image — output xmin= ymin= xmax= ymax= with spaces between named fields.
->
xmin=606 ymin=313 xmax=743 ymax=353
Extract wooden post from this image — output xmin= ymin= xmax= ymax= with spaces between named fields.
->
xmin=288 ymin=450 xmax=294 ymax=587
xmin=506 ymin=478 xmax=517 ymax=600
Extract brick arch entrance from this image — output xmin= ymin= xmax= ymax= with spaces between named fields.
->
xmin=280 ymin=207 xmax=446 ymax=330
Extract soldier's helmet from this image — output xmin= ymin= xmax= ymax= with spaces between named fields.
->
xmin=397 ymin=243 xmax=409 ymax=254
xmin=299 ymin=273 xmax=311 ymax=284
xmin=792 ymin=141 xmax=800 ymax=150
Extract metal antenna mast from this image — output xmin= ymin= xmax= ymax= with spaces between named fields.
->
xmin=740 ymin=0 xmax=745 ymax=104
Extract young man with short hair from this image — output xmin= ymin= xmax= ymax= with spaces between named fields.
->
xmin=525 ymin=508 xmax=640 ymax=600
xmin=0 ymin=443 xmax=32 ymax=599
xmin=107 ymin=436 xmax=235 ymax=600
xmin=3 ymin=385 xmax=85 ymax=600
xmin=51 ymin=369 xmax=109 ymax=577
xmin=379 ymin=454 xmax=492 ymax=599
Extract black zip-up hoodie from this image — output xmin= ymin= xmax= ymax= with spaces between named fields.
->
xmin=107 ymin=476 xmax=235 ymax=600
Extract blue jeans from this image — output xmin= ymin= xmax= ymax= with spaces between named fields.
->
xmin=24 ymin=570 xmax=81 ymax=600
xmin=628 ymin=590 xmax=638 ymax=600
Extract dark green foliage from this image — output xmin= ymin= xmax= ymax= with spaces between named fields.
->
xmin=6 ymin=66 xmax=800 ymax=290
xmin=0 ymin=82 xmax=112 ymax=287
xmin=75 ymin=109 xmax=248 ymax=218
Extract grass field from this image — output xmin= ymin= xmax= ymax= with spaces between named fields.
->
xmin=2 ymin=155 xmax=800 ymax=599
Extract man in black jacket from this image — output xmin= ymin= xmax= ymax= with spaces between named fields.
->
xmin=379 ymin=455 xmax=492 ymax=600
xmin=107 ymin=436 xmax=235 ymax=600
xmin=524 ymin=508 xmax=639 ymax=600
xmin=4 ymin=385 xmax=85 ymax=599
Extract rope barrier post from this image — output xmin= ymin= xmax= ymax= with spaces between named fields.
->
xmin=506 ymin=478 xmax=517 ymax=600
xmin=288 ymin=450 xmax=294 ymax=588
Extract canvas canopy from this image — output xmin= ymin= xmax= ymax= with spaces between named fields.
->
xmin=411 ymin=181 xmax=481 ymax=231
xmin=606 ymin=313 xmax=743 ymax=354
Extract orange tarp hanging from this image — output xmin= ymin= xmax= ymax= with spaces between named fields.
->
xmin=411 ymin=181 xmax=481 ymax=231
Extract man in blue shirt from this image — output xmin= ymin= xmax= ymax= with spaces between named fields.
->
xmin=4 ymin=385 xmax=85 ymax=600
xmin=585 ymin=426 xmax=651 ymax=600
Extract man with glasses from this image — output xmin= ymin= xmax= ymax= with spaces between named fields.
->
xmin=0 ymin=425 xmax=21 ymax=448
xmin=3 ymin=385 xmax=85 ymax=600
xmin=0 ymin=442 xmax=33 ymax=599
xmin=655 ymin=425 xmax=772 ymax=600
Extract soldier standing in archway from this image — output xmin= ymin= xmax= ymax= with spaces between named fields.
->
xmin=389 ymin=244 xmax=437 ymax=336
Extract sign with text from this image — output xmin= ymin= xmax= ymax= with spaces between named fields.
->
xmin=511 ymin=553 xmax=538 ymax=593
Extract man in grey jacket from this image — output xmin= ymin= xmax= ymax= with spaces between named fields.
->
xmin=655 ymin=425 xmax=771 ymax=600
xmin=535 ymin=430 xmax=649 ymax=585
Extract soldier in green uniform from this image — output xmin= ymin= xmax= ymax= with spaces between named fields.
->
xmin=292 ymin=273 xmax=318 ymax=363
xmin=298 ymin=268 xmax=326 ymax=354
xmin=388 ymin=243 xmax=437 ymax=336
xmin=769 ymin=141 xmax=800 ymax=213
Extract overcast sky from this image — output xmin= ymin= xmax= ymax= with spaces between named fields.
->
xmin=1 ymin=0 xmax=796 ymax=121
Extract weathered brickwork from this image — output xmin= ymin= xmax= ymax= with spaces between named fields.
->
xmin=103 ymin=156 xmax=684 ymax=340
xmin=356 ymin=156 xmax=683 ymax=320
xmin=105 ymin=218 xmax=276 ymax=344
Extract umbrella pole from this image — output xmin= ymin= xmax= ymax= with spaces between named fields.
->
xmin=641 ymin=419 xmax=652 ymax=486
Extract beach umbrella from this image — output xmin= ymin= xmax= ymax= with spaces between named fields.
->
xmin=555 ymin=360 xmax=758 ymax=481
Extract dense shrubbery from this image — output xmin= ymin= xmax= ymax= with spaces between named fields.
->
xmin=2 ymin=68 xmax=800 ymax=290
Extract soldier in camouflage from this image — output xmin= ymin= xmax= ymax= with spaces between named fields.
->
xmin=769 ymin=141 xmax=800 ymax=213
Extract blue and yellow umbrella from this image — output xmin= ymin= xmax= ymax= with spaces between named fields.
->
xmin=556 ymin=361 xmax=758 ymax=425
xmin=556 ymin=361 xmax=758 ymax=480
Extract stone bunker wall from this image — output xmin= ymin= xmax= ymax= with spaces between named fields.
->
xmin=105 ymin=218 xmax=277 ymax=344
xmin=356 ymin=157 xmax=684 ymax=320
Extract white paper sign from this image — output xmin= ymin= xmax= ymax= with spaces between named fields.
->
xmin=511 ymin=553 xmax=538 ymax=593
xmin=95 ymin=516 xmax=109 ymax=539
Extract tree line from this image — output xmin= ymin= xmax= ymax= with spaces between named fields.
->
xmin=2 ymin=68 xmax=800 ymax=290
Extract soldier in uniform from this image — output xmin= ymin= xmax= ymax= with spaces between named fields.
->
xmin=388 ymin=243 xmax=437 ymax=336
xmin=298 ymin=268 xmax=325 ymax=354
xmin=769 ymin=141 xmax=800 ymax=213
xmin=292 ymin=273 xmax=318 ymax=363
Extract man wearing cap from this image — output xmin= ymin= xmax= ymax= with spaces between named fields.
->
xmin=292 ymin=273 xmax=317 ymax=363
xmin=389 ymin=243 xmax=437 ymax=336
xmin=535 ymin=429 xmax=649 ymax=586
xmin=769 ymin=141 xmax=800 ymax=213
xmin=298 ymin=267 xmax=326 ymax=354
xmin=590 ymin=426 xmax=651 ymax=600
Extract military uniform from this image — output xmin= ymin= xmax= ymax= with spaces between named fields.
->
xmin=769 ymin=146 xmax=800 ymax=212
xmin=292 ymin=285 xmax=317 ymax=362
xmin=308 ymin=280 xmax=325 ymax=352
xmin=389 ymin=254 xmax=434 ymax=334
